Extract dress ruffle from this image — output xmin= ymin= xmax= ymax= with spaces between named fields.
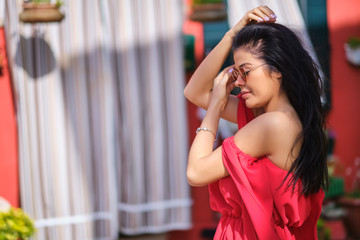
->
xmin=208 ymin=94 xmax=324 ymax=240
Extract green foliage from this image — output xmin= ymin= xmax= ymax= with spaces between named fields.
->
xmin=55 ymin=1 xmax=63 ymax=8
xmin=30 ymin=0 xmax=63 ymax=7
xmin=317 ymin=218 xmax=331 ymax=240
xmin=193 ymin=0 xmax=223 ymax=5
xmin=347 ymin=37 xmax=360 ymax=49
xmin=32 ymin=0 xmax=51 ymax=3
xmin=349 ymin=190 xmax=360 ymax=198
xmin=0 ymin=208 xmax=36 ymax=240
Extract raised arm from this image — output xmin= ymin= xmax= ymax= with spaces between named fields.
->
xmin=184 ymin=6 xmax=276 ymax=123
xmin=186 ymin=69 xmax=272 ymax=186
xmin=183 ymin=30 xmax=238 ymax=123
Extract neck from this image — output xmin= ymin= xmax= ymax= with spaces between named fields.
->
xmin=264 ymin=91 xmax=293 ymax=113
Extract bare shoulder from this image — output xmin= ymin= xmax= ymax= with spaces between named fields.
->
xmin=257 ymin=111 xmax=301 ymax=132
xmin=255 ymin=111 xmax=302 ymax=170
xmin=233 ymin=111 xmax=302 ymax=163
xmin=239 ymin=111 xmax=299 ymax=135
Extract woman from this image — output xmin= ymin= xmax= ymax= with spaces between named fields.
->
xmin=184 ymin=6 xmax=328 ymax=240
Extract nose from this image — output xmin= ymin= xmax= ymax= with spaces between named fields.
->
xmin=234 ymin=76 xmax=245 ymax=87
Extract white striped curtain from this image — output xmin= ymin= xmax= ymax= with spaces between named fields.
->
xmin=4 ymin=0 xmax=191 ymax=239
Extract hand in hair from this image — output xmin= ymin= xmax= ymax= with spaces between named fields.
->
xmin=231 ymin=6 xmax=277 ymax=35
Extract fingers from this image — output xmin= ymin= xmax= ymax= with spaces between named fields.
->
xmin=226 ymin=81 xmax=236 ymax=94
xmin=221 ymin=65 xmax=234 ymax=74
xmin=219 ymin=71 xmax=231 ymax=85
xmin=246 ymin=6 xmax=277 ymax=23
xmin=259 ymin=6 xmax=277 ymax=20
xmin=214 ymin=69 xmax=232 ymax=88
xmin=215 ymin=66 xmax=234 ymax=83
xmin=232 ymin=6 xmax=277 ymax=34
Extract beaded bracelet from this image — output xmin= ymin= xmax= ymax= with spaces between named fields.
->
xmin=196 ymin=127 xmax=217 ymax=142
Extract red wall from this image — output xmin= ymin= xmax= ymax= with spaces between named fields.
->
xmin=0 ymin=27 xmax=19 ymax=207
xmin=168 ymin=1 xmax=219 ymax=239
xmin=327 ymin=0 xmax=360 ymax=191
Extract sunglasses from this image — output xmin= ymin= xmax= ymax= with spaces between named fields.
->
xmin=231 ymin=63 xmax=268 ymax=83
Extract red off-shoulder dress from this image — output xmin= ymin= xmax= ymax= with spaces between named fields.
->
xmin=208 ymin=95 xmax=324 ymax=240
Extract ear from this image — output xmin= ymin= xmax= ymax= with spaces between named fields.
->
xmin=271 ymin=70 xmax=282 ymax=80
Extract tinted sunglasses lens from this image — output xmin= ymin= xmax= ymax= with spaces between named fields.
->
xmin=239 ymin=68 xmax=247 ymax=82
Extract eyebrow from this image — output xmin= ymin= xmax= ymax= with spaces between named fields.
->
xmin=237 ymin=63 xmax=250 ymax=68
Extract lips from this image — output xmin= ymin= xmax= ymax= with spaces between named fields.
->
xmin=241 ymin=90 xmax=251 ymax=99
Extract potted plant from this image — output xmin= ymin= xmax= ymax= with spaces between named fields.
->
xmin=344 ymin=36 xmax=360 ymax=66
xmin=189 ymin=0 xmax=227 ymax=22
xmin=0 ymin=197 xmax=36 ymax=240
xmin=325 ymin=130 xmax=345 ymax=199
xmin=337 ymin=157 xmax=360 ymax=239
xmin=19 ymin=0 xmax=64 ymax=23
xmin=317 ymin=217 xmax=331 ymax=240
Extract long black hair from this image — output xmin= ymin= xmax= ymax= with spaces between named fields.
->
xmin=233 ymin=23 xmax=328 ymax=196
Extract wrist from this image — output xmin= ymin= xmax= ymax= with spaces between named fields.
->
xmin=226 ymin=29 xmax=236 ymax=39
xmin=228 ymin=19 xmax=247 ymax=37
xmin=208 ymin=100 xmax=224 ymax=113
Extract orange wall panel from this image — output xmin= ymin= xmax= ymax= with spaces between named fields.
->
xmin=0 ymin=27 xmax=19 ymax=207
xmin=327 ymin=0 xmax=360 ymax=191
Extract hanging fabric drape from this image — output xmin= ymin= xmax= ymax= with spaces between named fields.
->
xmin=113 ymin=0 xmax=191 ymax=235
xmin=227 ymin=0 xmax=309 ymax=36
xmin=4 ymin=0 xmax=191 ymax=239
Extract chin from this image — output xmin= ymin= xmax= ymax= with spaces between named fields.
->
xmin=245 ymin=99 xmax=262 ymax=109
xmin=244 ymin=99 xmax=255 ymax=108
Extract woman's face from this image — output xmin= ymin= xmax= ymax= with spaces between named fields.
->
xmin=233 ymin=47 xmax=281 ymax=109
